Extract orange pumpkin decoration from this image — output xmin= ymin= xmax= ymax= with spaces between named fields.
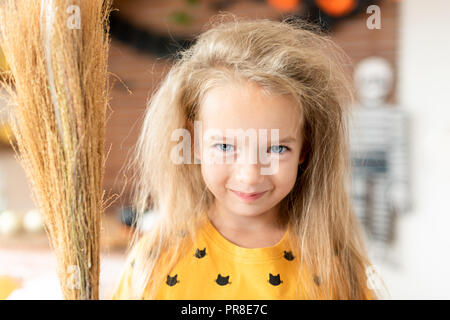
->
xmin=315 ymin=0 xmax=357 ymax=17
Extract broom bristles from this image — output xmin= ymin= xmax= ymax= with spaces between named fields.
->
xmin=0 ymin=0 xmax=113 ymax=299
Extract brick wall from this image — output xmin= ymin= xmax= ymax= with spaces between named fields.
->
xmin=333 ymin=0 xmax=398 ymax=103
xmin=105 ymin=41 xmax=170 ymax=213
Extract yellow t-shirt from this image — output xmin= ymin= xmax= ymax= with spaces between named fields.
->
xmin=112 ymin=218 xmax=376 ymax=299
xmin=113 ymin=218 xmax=315 ymax=299
xmin=156 ymin=219 xmax=304 ymax=300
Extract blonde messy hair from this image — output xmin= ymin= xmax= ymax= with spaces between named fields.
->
xmin=115 ymin=14 xmax=377 ymax=300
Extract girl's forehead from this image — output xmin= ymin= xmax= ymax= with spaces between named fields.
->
xmin=198 ymin=81 xmax=302 ymax=137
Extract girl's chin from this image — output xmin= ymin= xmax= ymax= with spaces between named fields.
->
xmin=224 ymin=208 xmax=266 ymax=218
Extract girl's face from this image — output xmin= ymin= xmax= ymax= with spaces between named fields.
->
xmin=195 ymin=80 xmax=305 ymax=220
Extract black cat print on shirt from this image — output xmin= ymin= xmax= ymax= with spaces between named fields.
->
xmin=194 ymin=247 xmax=207 ymax=258
xmin=283 ymin=250 xmax=295 ymax=261
xmin=164 ymin=246 xmax=299 ymax=287
xmin=215 ymin=274 xmax=231 ymax=286
xmin=268 ymin=273 xmax=283 ymax=286
xmin=166 ymin=274 xmax=179 ymax=286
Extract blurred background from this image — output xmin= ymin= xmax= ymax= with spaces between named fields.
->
xmin=0 ymin=0 xmax=449 ymax=299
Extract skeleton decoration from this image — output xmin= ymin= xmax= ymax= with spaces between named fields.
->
xmin=349 ymin=57 xmax=411 ymax=262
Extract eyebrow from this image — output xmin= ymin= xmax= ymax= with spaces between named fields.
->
xmin=278 ymin=136 xmax=298 ymax=143
xmin=208 ymin=135 xmax=297 ymax=143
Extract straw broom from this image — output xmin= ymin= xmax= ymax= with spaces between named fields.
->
xmin=0 ymin=0 xmax=113 ymax=299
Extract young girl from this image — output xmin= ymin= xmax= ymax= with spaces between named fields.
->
xmin=112 ymin=15 xmax=380 ymax=300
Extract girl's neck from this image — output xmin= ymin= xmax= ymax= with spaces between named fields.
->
xmin=206 ymin=203 xmax=288 ymax=248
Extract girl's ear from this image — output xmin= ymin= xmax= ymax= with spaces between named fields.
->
xmin=299 ymin=150 xmax=306 ymax=165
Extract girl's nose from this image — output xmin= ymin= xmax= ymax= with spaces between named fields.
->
xmin=235 ymin=162 xmax=264 ymax=185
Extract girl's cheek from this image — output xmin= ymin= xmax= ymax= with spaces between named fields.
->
xmin=271 ymin=160 xmax=298 ymax=189
xmin=201 ymin=163 xmax=229 ymax=189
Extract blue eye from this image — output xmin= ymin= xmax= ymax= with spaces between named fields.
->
xmin=215 ymin=143 xmax=234 ymax=152
xmin=270 ymin=145 xmax=289 ymax=154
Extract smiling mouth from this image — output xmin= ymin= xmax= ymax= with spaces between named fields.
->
xmin=229 ymin=189 xmax=268 ymax=201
